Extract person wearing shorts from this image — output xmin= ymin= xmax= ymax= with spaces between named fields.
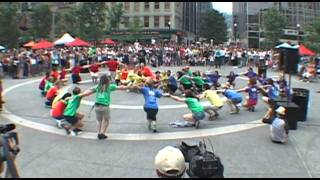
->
xmin=198 ymin=84 xmax=224 ymax=120
xmin=134 ymin=78 xmax=163 ymax=132
xmin=50 ymin=93 xmax=71 ymax=128
xmin=237 ymin=78 xmax=260 ymax=112
xmin=218 ymin=83 xmax=243 ymax=114
xmin=82 ymin=74 xmax=130 ymax=140
xmin=169 ymin=90 xmax=205 ymax=128
xmin=62 ymin=87 xmax=91 ymax=136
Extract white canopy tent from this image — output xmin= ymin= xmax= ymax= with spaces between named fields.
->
xmin=54 ymin=33 xmax=75 ymax=45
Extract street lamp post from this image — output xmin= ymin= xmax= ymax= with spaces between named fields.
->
xmin=296 ymin=23 xmax=300 ymax=45
xmin=51 ymin=6 xmax=58 ymax=41
xmin=233 ymin=23 xmax=237 ymax=47
xmin=168 ymin=21 xmax=171 ymax=41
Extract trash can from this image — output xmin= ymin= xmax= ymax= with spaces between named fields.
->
xmin=292 ymin=88 xmax=310 ymax=122
xmin=277 ymin=102 xmax=299 ymax=130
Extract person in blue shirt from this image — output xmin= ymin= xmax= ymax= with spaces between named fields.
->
xmin=217 ymin=83 xmax=243 ymax=114
xmin=167 ymin=70 xmax=178 ymax=95
xmin=261 ymin=78 xmax=279 ymax=124
xmin=240 ymin=67 xmax=258 ymax=80
xmin=133 ymin=78 xmax=163 ymax=132
xmin=206 ymin=70 xmax=221 ymax=90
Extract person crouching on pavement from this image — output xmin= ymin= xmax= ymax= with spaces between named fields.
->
xmin=217 ymin=83 xmax=243 ymax=114
xmin=270 ymin=106 xmax=289 ymax=144
xmin=155 ymin=146 xmax=186 ymax=178
xmin=198 ymin=84 xmax=224 ymax=120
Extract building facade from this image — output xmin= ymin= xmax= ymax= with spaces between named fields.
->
xmin=106 ymin=2 xmax=199 ymax=43
xmin=233 ymin=2 xmax=320 ymax=48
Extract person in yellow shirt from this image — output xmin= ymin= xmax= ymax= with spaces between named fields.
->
xmin=52 ymin=89 xmax=68 ymax=109
xmin=198 ymin=84 xmax=224 ymax=120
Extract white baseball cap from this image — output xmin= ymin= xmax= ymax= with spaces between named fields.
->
xmin=155 ymin=146 xmax=186 ymax=177
xmin=276 ymin=106 xmax=286 ymax=115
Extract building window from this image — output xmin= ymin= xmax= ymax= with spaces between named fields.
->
xmin=144 ymin=16 xmax=149 ymax=27
xmin=154 ymin=2 xmax=160 ymax=10
xmin=124 ymin=17 xmax=129 ymax=28
xmin=154 ymin=16 xmax=159 ymax=27
xmin=145 ymin=2 xmax=150 ymax=11
xmin=164 ymin=16 xmax=170 ymax=26
xmin=124 ymin=2 xmax=130 ymax=12
xmin=164 ymin=2 xmax=170 ymax=10
xmin=134 ymin=2 xmax=140 ymax=11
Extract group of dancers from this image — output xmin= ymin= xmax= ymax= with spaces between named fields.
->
xmin=38 ymin=59 xmax=291 ymax=140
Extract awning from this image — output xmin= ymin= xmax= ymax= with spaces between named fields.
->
xmin=0 ymin=45 xmax=5 ymax=50
xmin=23 ymin=41 xmax=36 ymax=48
xmin=299 ymin=44 xmax=316 ymax=56
xmin=32 ymin=40 xmax=54 ymax=49
xmin=66 ymin=37 xmax=91 ymax=47
xmin=54 ymin=33 xmax=75 ymax=45
xmin=275 ymin=42 xmax=299 ymax=49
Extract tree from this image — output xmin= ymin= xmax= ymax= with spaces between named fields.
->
xmin=127 ymin=18 xmax=143 ymax=41
xmin=106 ymin=3 xmax=124 ymax=32
xmin=55 ymin=9 xmax=80 ymax=37
xmin=30 ymin=4 xmax=52 ymax=39
xmin=75 ymin=2 xmax=107 ymax=41
xmin=198 ymin=9 xmax=228 ymax=44
xmin=262 ymin=8 xmax=287 ymax=49
xmin=302 ymin=18 xmax=320 ymax=53
xmin=0 ymin=2 xmax=20 ymax=48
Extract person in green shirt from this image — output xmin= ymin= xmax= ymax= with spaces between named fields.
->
xmin=185 ymin=71 xmax=205 ymax=93
xmin=82 ymin=74 xmax=130 ymax=140
xmin=43 ymin=77 xmax=54 ymax=96
xmin=63 ymin=86 xmax=92 ymax=136
xmin=168 ymin=89 xmax=205 ymax=128
xmin=177 ymin=71 xmax=192 ymax=92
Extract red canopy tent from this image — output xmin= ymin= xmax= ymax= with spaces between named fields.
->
xmin=66 ymin=38 xmax=91 ymax=47
xmin=32 ymin=40 xmax=54 ymax=49
xmin=23 ymin=41 xmax=36 ymax=48
xmin=299 ymin=44 xmax=316 ymax=56
xmin=101 ymin=38 xmax=116 ymax=45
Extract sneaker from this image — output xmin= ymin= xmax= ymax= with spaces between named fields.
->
xmin=70 ymin=130 xmax=78 ymax=136
xmin=151 ymin=121 xmax=157 ymax=133
xmin=56 ymin=121 xmax=62 ymax=129
xmin=98 ymin=134 xmax=108 ymax=140
xmin=73 ymin=128 xmax=83 ymax=133
xmin=63 ymin=126 xmax=71 ymax=135
xmin=230 ymin=111 xmax=237 ymax=115
xmin=194 ymin=120 xmax=200 ymax=129
xmin=251 ymin=107 xmax=255 ymax=112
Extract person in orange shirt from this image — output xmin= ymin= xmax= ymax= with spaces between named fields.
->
xmin=45 ymin=81 xmax=62 ymax=107
xmin=50 ymin=92 xmax=72 ymax=128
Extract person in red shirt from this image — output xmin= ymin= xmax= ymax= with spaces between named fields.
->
xmin=45 ymin=81 xmax=61 ymax=107
xmin=71 ymin=64 xmax=83 ymax=84
xmin=105 ymin=59 xmax=120 ymax=82
xmin=51 ymin=67 xmax=59 ymax=81
xmin=90 ymin=60 xmax=100 ymax=84
xmin=50 ymin=93 xmax=72 ymax=128
xmin=59 ymin=67 xmax=68 ymax=85
xmin=139 ymin=63 xmax=155 ymax=79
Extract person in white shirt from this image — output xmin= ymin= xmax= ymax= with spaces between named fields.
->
xmin=270 ymin=106 xmax=289 ymax=144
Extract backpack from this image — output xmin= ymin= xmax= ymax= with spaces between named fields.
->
xmin=177 ymin=141 xmax=224 ymax=178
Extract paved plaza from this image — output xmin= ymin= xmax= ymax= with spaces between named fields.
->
xmin=1 ymin=66 xmax=320 ymax=178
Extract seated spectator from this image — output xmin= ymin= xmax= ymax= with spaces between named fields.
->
xmin=270 ymin=106 xmax=289 ymax=144
xmin=155 ymin=146 xmax=186 ymax=178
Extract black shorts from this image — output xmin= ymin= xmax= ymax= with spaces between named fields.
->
xmin=64 ymin=115 xmax=78 ymax=125
xmin=168 ymin=85 xmax=178 ymax=93
xmin=143 ymin=107 xmax=158 ymax=121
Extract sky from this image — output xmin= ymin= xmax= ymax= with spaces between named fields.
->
xmin=212 ymin=2 xmax=232 ymax=14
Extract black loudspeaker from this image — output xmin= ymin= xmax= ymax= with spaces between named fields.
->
xmin=283 ymin=49 xmax=299 ymax=74
xmin=277 ymin=102 xmax=300 ymax=130
xmin=292 ymin=88 xmax=310 ymax=122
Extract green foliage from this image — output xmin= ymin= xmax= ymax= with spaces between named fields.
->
xmin=302 ymin=18 xmax=320 ymax=54
xmin=127 ymin=18 xmax=143 ymax=41
xmin=0 ymin=2 xmax=20 ymax=48
xmin=262 ymin=8 xmax=287 ymax=49
xmin=106 ymin=3 xmax=124 ymax=32
xmin=55 ymin=9 xmax=79 ymax=37
xmin=198 ymin=9 xmax=228 ymax=44
xmin=30 ymin=4 xmax=52 ymax=39
xmin=75 ymin=2 xmax=107 ymax=41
